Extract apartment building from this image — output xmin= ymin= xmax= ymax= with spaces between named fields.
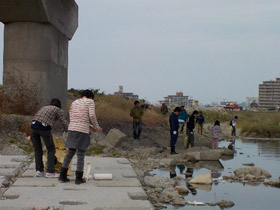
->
xmin=159 ymin=92 xmax=193 ymax=107
xmin=259 ymin=78 xmax=280 ymax=110
xmin=114 ymin=85 xmax=139 ymax=101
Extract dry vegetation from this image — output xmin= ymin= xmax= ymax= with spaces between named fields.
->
xmin=238 ymin=111 xmax=280 ymax=138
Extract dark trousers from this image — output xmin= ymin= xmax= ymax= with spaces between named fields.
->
xmin=170 ymin=132 xmax=178 ymax=148
xmin=186 ymin=128 xmax=195 ymax=148
xmin=31 ymin=129 xmax=56 ymax=173
xmin=133 ymin=121 xmax=142 ymax=139
xmin=62 ymin=148 xmax=86 ymax=172
xmin=231 ymin=126 xmax=236 ymax=136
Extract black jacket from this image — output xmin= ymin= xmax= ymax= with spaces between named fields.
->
xmin=169 ymin=112 xmax=179 ymax=133
xmin=187 ymin=114 xmax=196 ymax=131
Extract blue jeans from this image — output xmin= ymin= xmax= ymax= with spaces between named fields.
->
xmin=133 ymin=121 xmax=142 ymax=139
xmin=232 ymin=126 xmax=236 ymax=136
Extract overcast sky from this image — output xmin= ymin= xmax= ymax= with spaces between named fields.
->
xmin=0 ymin=0 xmax=280 ymax=104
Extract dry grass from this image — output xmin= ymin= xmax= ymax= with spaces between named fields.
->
xmin=238 ymin=111 xmax=280 ymax=138
xmin=68 ymin=94 xmax=168 ymax=126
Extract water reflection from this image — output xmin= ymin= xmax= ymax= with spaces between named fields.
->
xmin=150 ymin=139 xmax=280 ymax=210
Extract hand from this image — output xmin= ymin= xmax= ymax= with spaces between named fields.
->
xmin=97 ymin=127 xmax=103 ymax=133
xmin=173 ymin=131 xmax=177 ymax=135
xmin=63 ymin=132 xmax=67 ymax=139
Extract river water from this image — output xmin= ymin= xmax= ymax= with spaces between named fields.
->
xmin=149 ymin=139 xmax=280 ymax=210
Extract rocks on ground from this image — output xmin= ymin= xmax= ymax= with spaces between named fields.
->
xmin=143 ymin=176 xmax=176 ymax=189
xmin=189 ymin=173 xmax=213 ymax=185
xmin=234 ymin=167 xmax=272 ymax=180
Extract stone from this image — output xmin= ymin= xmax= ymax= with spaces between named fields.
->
xmin=244 ymin=174 xmax=256 ymax=180
xmin=175 ymin=186 xmax=188 ymax=194
xmin=222 ymin=148 xmax=234 ymax=156
xmin=234 ymin=167 xmax=272 ymax=179
xmin=159 ymin=158 xmax=177 ymax=166
xmin=105 ymin=129 xmax=126 ymax=147
xmin=264 ymin=181 xmax=280 ymax=188
xmin=242 ymin=163 xmax=255 ymax=166
xmin=216 ymin=200 xmax=235 ymax=208
xmin=160 ymin=191 xmax=186 ymax=206
xmin=200 ymin=150 xmax=222 ymax=161
xmin=144 ymin=176 xmax=176 ymax=189
xmin=185 ymin=152 xmax=201 ymax=162
xmin=189 ymin=173 xmax=213 ymax=185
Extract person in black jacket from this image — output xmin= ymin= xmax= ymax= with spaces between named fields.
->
xmin=169 ymin=107 xmax=181 ymax=154
xmin=186 ymin=110 xmax=199 ymax=149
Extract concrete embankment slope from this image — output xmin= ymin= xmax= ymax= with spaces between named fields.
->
xmin=0 ymin=156 xmax=153 ymax=210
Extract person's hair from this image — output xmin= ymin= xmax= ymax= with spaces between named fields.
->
xmin=81 ymin=89 xmax=94 ymax=99
xmin=134 ymin=100 xmax=140 ymax=105
xmin=180 ymin=106 xmax=184 ymax=108
xmin=214 ymin=120 xmax=220 ymax=126
xmin=50 ymin=98 xmax=61 ymax=108
xmin=193 ymin=110 xmax=199 ymax=115
xmin=174 ymin=107 xmax=181 ymax=113
xmin=235 ymin=116 xmax=238 ymax=119
xmin=199 ymin=111 xmax=202 ymax=114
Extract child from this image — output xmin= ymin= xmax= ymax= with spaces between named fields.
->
xmin=208 ymin=120 xmax=221 ymax=149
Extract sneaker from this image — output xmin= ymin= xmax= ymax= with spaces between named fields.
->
xmin=45 ymin=173 xmax=60 ymax=178
xmin=35 ymin=171 xmax=44 ymax=177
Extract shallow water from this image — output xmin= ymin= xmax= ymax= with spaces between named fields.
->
xmin=150 ymin=139 xmax=280 ymax=210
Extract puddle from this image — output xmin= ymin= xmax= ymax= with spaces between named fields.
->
xmin=150 ymin=139 xmax=280 ymax=210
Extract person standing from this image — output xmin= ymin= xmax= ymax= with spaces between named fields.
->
xmin=231 ymin=116 xmax=238 ymax=136
xmin=130 ymin=101 xmax=144 ymax=140
xmin=31 ymin=98 xmax=68 ymax=178
xmin=186 ymin=110 xmax=199 ymax=149
xmin=160 ymin=103 xmax=168 ymax=115
xmin=59 ymin=90 xmax=102 ymax=184
xmin=169 ymin=107 xmax=181 ymax=154
xmin=208 ymin=120 xmax=221 ymax=149
xmin=196 ymin=111 xmax=205 ymax=135
xmin=178 ymin=106 xmax=189 ymax=134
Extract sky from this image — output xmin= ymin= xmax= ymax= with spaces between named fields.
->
xmin=0 ymin=0 xmax=280 ymax=104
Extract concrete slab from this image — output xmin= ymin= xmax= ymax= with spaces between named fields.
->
xmin=2 ymin=187 xmax=153 ymax=210
xmin=0 ymin=168 xmax=20 ymax=177
xmin=0 ymin=157 xmax=154 ymax=210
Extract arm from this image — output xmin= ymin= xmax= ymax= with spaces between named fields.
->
xmin=89 ymin=100 xmax=100 ymax=130
xmin=57 ymin=109 xmax=68 ymax=132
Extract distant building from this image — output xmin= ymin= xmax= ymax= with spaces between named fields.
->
xmin=220 ymin=101 xmax=237 ymax=106
xmin=259 ymin=78 xmax=280 ymax=110
xmin=159 ymin=92 xmax=193 ymax=107
xmin=114 ymin=85 xmax=139 ymax=101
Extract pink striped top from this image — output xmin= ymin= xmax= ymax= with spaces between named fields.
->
xmin=68 ymin=98 xmax=100 ymax=134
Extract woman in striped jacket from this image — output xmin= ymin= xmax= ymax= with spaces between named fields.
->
xmin=59 ymin=90 xmax=102 ymax=184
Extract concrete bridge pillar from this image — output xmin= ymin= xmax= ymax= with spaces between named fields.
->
xmin=0 ymin=0 xmax=78 ymax=114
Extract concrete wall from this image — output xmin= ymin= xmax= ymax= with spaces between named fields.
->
xmin=3 ymin=22 xmax=68 ymax=114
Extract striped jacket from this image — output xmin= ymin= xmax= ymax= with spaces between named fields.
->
xmin=68 ymin=98 xmax=100 ymax=134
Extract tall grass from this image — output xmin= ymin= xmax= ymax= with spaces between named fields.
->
xmin=68 ymin=94 xmax=168 ymax=126
xmin=238 ymin=111 xmax=280 ymax=138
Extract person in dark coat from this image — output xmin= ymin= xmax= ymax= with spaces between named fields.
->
xmin=169 ymin=107 xmax=181 ymax=154
xmin=160 ymin=103 xmax=168 ymax=115
xmin=186 ymin=110 xmax=199 ymax=149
